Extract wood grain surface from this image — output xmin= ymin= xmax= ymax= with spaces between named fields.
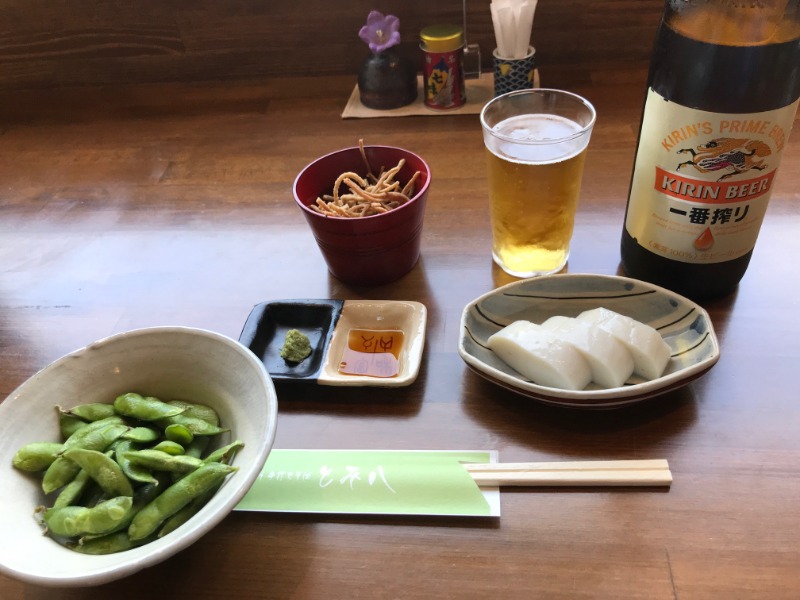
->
xmin=0 ymin=0 xmax=662 ymax=90
xmin=1 ymin=73 xmax=799 ymax=599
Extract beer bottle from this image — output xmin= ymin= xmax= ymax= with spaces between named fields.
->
xmin=620 ymin=0 xmax=800 ymax=300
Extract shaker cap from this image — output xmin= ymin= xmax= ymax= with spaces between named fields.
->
xmin=420 ymin=24 xmax=464 ymax=52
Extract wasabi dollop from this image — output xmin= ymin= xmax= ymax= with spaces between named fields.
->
xmin=280 ymin=329 xmax=312 ymax=363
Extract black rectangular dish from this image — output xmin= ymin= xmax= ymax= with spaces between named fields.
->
xmin=239 ymin=299 xmax=427 ymax=387
xmin=239 ymin=299 xmax=344 ymax=382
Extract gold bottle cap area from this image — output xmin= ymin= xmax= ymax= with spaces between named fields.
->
xmin=420 ymin=25 xmax=464 ymax=52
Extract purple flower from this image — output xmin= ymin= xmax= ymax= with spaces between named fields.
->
xmin=359 ymin=10 xmax=401 ymax=54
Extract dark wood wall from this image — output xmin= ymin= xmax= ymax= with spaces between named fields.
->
xmin=0 ymin=0 xmax=664 ymax=90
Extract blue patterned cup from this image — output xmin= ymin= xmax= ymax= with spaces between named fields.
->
xmin=493 ymin=47 xmax=536 ymax=97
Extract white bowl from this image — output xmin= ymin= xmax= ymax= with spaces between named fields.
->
xmin=0 ymin=326 xmax=278 ymax=587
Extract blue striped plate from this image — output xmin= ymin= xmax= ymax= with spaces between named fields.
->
xmin=458 ymin=274 xmax=720 ymax=408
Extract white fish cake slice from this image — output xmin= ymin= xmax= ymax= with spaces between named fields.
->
xmin=487 ymin=320 xmax=592 ymax=391
xmin=541 ymin=315 xmax=635 ymax=388
xmin=576 ymin=307 xmax=671 ymax=381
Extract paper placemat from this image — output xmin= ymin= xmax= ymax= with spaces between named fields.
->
xmin=342 ymin=76 xmax=491 ymax=119
xmin=236 ymin=449 xmax=500 ymax=517
xmin=342 ymin=72 xmax=540 ymax=119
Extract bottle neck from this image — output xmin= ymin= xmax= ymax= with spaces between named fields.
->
xmin=664 ymin=0 xmax=800 ymax=46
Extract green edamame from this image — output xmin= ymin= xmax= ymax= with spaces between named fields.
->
xmin=114 ymin=440 xmax=158 ymax=485
xmin=71 ymin=531 xmax=140 ymax=555
xmin=113 ymin=393 xmax=186 ymax=421
xmin=169 ymin=436 xmax=209 ymax=483
xmin=122 ymin=449 xmax=203 ymax=473
xmin=17 ymin=391 xmax=241 ymax=554
xmin=203 ymin=440 xmax=245 ymax=464
xmin=166 ymin=400 xmax=220 ymax=427
xmin=12 ymin=442 xmax=63 ymax=472
xmin=42 ymin=422 xmax=129 ymax=494
xmin=183 ymin=436 xmax=210 ymax=459
xmin=152 ymin=441 xmax=185 ymax=455
xmin=156 ymin=412 xmax=228 ymax=436
xmin=164 ymin=423 xmax=194 ymax=446
xmin=43 ymin=496 xmax=133 ymax=538
xmin=52 ymin=468 xmax=93 ymax=509
xmin=61 ymin=403 xmax=116 ymax=422
xmin=128 ymin=462 xmax=237 ymax=541
xmin=61 ymin=416 xmax=125 ymax=450
xmin=59 ymin=412 xmax=88 ymax=440
xmin=121 ymin=426 xmax=160 ymax=444
xmin=62 ymin=448 xmax=134 ymax=497
xmin=158 ymin=481 xmax=221 ymax=538
xmin=82 ymin=479 xmax=163 ymax=540
xmin=42 ymin=458 xmax=81 ymax=495
xmin=53 ymin=449 xmax=114 ymax=509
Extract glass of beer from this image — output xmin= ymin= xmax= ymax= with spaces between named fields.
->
xmin=480 ymin=89 xmax=596 ymax=277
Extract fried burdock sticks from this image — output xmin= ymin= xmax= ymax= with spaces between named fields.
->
xmin=311 ymin=139 xmax=422 ymax=218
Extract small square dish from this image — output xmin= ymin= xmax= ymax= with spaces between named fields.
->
xmin=240 ymin=299 xmax=427 ymax=387
xmin=458 ymin=274 xmax=720 ymax=409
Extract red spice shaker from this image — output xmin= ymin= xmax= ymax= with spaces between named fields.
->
xmin=420 ymin=25 xmax=466 ymax=110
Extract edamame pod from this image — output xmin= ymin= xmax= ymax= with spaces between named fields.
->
xmin=61 ymin=416 xmax=125 ymax=450
xmin=52 ymin=468 xmax=93 ymax=509
xmin=44 ymin=496 xmax=133 ymax=537
xmin=62 ymin=448 xmax=134 ymax=497
xmin=42 ymin=423 xmax=129 ymax=494
xmin=71 ymin=531 xmax=140 ymax=555
xmin=152 ymin=441 xmax=185 ymax=455
xmin=122 ymin=449 xmax=203 ymax=473
xmin=82 ymin=479 xmax=163 ymax=540
xmin=113 ymin=393 xmax=186 ymax=421
xmin=203 ymin=440 xmax=245 ymax=464
xmin=164 ymin=423 xmax=193 ymax=446
xmin=16 ymin=391 xmax=238 ymax=555
xmin=166 ymin=400 xmax=220 ymax=426
xmin=61 ymin=403 xmax=116 ymax=422
xmin=121 ymin=427 xmax=160 ymax=444
xmin=156 ymin=413 xmax=228 ymax=436
xmin=114 ymin=440 xmax=158 ymax=485
xmin=128 ymin=462 xmax=237 ymax=541
xmin=59 ymin=412 xmax=88 ymax=440
xmin=169 ymin=436 xmax=209 ymax=483
xmin=158 ymin=481 xmax=221 ymax=538
xmin=12 ymin=442 xmax=63 ymax=472
xmin=183 ymin=436 xmax=210 ymax=459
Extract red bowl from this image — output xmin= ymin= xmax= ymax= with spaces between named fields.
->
xmin=293 ymin=145 xmax=431 ymax=286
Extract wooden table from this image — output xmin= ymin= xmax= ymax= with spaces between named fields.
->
xmin=2 ymin=76 xmax=799 ymax=599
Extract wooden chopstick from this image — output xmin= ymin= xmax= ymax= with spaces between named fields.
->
xmin=464 ymin=459 xmax=672 ymax=487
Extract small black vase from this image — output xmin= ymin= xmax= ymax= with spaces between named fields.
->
xmin=357 ymin=48 xmax=418 ymax=110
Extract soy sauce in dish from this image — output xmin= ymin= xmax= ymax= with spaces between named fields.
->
xmin=338 ymin=329 xmax=404 ymax=378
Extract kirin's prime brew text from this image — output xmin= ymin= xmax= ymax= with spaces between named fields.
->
xmin=620 ymin=0 xmax=800 ymax=299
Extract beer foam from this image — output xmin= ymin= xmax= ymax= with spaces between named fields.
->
xmin=501 ymin=114 xmax=579 ymax=140
xmin=486 ymin=114 xmax=590 ymax=164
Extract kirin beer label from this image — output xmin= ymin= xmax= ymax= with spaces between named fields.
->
xmin=625 ymin=89 xmax=798 ymax=264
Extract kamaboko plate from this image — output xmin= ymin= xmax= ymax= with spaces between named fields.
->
xmin=458 ymin=274 xmax=720 ymax=408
